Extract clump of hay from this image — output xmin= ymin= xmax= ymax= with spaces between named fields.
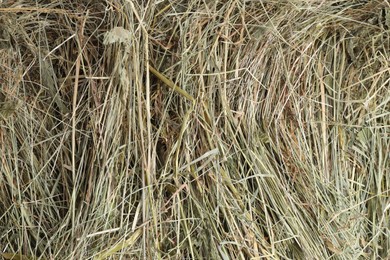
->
xmin=0 ymin=1 xmax=389 ymax=259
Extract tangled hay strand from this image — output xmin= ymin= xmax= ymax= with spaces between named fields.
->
xmin=0 ymin=0 xmax=389 ymax=259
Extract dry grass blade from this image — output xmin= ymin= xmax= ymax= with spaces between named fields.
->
xmin=148 ymin=65 xmax=195 ymax=102
xmin=0 ymin=0 xmax=388 ymax=259
xmin=94 ymin=229 xmax=142 ymax=260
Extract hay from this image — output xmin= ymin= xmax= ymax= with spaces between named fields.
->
xmin=0 ymin=0 xmax=389 ymax=259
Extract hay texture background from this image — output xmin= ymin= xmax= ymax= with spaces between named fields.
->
xmin=0 ymin=1 xmax=389 ymax=259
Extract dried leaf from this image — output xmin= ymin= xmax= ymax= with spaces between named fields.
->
xmin=103 ymin=26 xmax=132 ymax=45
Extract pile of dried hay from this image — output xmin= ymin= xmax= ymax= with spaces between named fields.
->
xmin=0 ymin=1 xmax=389 ymax=259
